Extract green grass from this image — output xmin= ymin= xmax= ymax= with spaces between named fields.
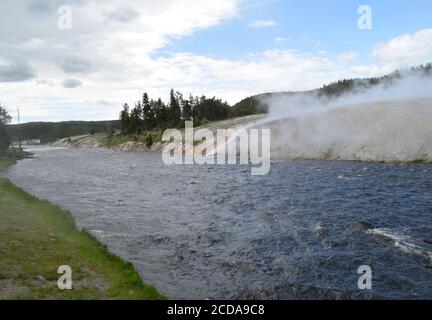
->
xmin=105 ymin=135 xmax=133 ymax=148
xmin=105 ymin=131 xmax=163 ymax=148
xmin=0 ymin=154 xmax=165 ymax=300
xmin=0 ymin=150 xmax=28 ymax=171
xmin=0 ymin=158 xmax=16 ymax=172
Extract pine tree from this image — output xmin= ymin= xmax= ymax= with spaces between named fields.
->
xmin=154 ymin=98 xmax=167 ymax=129
xmin=192 ymin=96 xmax=203 ymax=126
xmin=169 ymin=89 xmax=181 ymax=126
xmin=129 ymin=103 xmax=143 ymax=134
xmin=182 ymin=94 xmax=193 ymax=121
xmin=119 ymin=89 xmax=238 ymax=134
xmin=120 ymin=103 xmax=130 ymax=135
xmin=142 ymin=93 xmax=154 ymax=130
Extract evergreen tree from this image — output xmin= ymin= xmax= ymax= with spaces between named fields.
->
xmin=182 ymin=94 xmax=193 ymax=121
xmin=130 ymin=103 xmax=143 ymax=134
xmin=169 ymin=89 xmax=181 ymax=126
xmin=154 ymin=98 xmax=167 ymax=129
xmin=120 ymin=104 xmax=130 ymax=135
xmin=192 ymin=96 xmax=203 ymax=126
xmin=118 ymin=89 xmax=241 ymax=134
xmin=142 ymin=93 xmax=154 ymax=130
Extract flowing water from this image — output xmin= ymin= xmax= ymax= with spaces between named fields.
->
xmin=4 ymin=146 xmax=432 ymax=299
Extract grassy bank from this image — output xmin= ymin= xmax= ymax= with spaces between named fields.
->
xmin=105 ymin=131 xmax=162 ymax=148
xmin=0 ymin=153 xmax=165 ymax=300
xmin=0 ymin=150 xmax=27 ymax=171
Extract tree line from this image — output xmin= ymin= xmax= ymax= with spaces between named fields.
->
xmin=319 ymin=62 xmax=432 ymax=98
xmin=119 ymin=89 xmax=239 ymax=135
xmin=7 ymin=120 xmax=120 ymax=144
xmin=236 ymin=62 xmax=432 ymax=111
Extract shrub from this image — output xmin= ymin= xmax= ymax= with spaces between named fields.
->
xmin=144 ymin=134 xmax=153 ymax=148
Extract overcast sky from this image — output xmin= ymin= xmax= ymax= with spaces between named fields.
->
xmin=1 ymin=0 xmax=432 ymax=123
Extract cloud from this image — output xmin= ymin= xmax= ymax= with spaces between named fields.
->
xmin=1 ymin=1 xmax=431 ymax=123
xmin=338 ymin=52 xmax=358 ymax=63
xmin=248 ymin=20 xmax=277 ymax=28
xmin=0 ymin=0 xmax=239 ymax=121
xmin=105 ymin=6 xmax=140 ymax=23
xmin=373 ymin=28 xmax=432 ymax=69
xmin=26 ymin=0 xmax=86 ymax=15
xmin=62 ymin=79 xmax=83 ymax=88
xmin=59 ymin=57 xmax=93 ymax=74
xmin=150 ymin=50 xmax=373 ymax=103
xmin=26 ymin=0 xmax=57 ymax=15
xmin=0 ymin=60 xmax=35 ymax=82
xmin=36 ymin=79 xmax=55 ymax=86
xmin=274 ymin=37 xmax=289 ymax=44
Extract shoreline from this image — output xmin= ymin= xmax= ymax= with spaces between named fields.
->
xmin=0 ymin=153 xmax=165 ymax=300
xmin=48 ymin=97 xmax=432 ymax=165
xmin=50 ymin=114 xmax=267 ymax=153
xmin=51 ymin=137 xmax=432 ymax=165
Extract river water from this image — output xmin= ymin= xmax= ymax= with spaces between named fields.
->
xmin=4 ymin=147 xmax=432 ymax=299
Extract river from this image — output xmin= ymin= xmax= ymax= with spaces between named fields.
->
xmin=3 ymin=146 xmax=432 ymax=299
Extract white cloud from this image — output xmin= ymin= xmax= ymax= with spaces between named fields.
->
xmin=62 ymin=79 xmax=83 ymax=88
xmin=36 ymin=79 xmax=54 ymax=86
xmin=0 ymin=0 xmax=240 ymax=121
xmin=149 ymin=50 xmax=376 ymax=104
xmin=1 ymin=1 xmax=432 ymax=123
xmin=372 ymin=28 xmax=432 ymax=70
xmin=248 ymin=20 xmax=277 ymax=28
xmin=274 ymin=37 xmax=289 ymax=44
xmin=338 ymin=51 xmax=358 ymax=63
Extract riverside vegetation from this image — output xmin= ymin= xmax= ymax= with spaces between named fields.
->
xmin=0 ymin=107 xmax=164 ymax=300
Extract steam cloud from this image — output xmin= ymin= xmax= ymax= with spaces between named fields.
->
xmin=257 ymin=73 xmax=432 ymax=162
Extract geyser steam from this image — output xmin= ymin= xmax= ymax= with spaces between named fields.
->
xmin=259 ymin=73 xmax=432 ymax=162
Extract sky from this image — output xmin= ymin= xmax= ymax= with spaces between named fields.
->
xmin=1 ymin=0 xmax=432 ymax=123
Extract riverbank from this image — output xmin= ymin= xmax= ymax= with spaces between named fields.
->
xmin=50 ymin=98 xmax=432 ymax=164
xmin=0 ymin=153 xmax=165 ymax=300
xmin=51 ymin=114 xmax=266 ymax=152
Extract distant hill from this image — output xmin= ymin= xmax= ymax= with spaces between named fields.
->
xmin=231 ymin=63 xmax=432 ymax=116
xmin=7 ymin=120 xmax=120 ymax=144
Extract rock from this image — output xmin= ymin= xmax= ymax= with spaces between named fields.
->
xmin=113 ymin=142 xmax=149 ymax=152
xmin=51 ymin=134 xmax=104 ymax=149
xmin=36 ymin=275 xmax=46 ymax=282
xmin=358 ymin=221 xmax=374 ymax=231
